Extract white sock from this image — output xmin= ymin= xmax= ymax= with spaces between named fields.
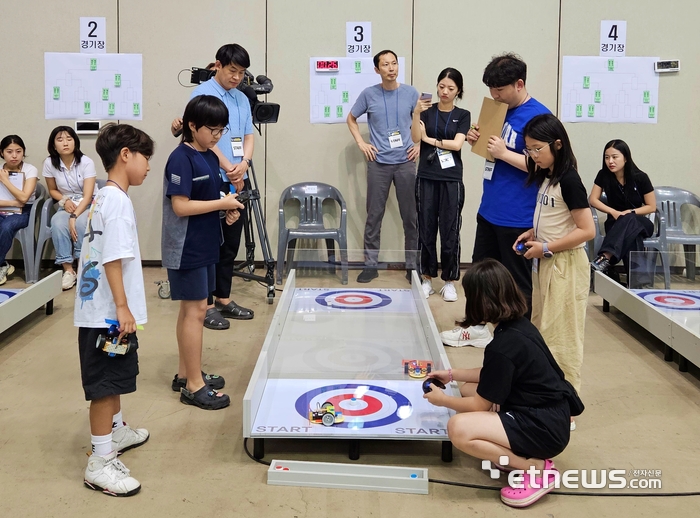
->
xmin=91 ymin=433 xmax=113 ymax=456
xmin=112 ymin=411 xmax=124 ymax=431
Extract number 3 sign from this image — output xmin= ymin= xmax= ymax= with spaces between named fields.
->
xmin=346 ymin=22 xmax=372 ymax=57
xmin=80 ymin=17 xmax=106 ymax=54
xmin=600 ymin=20 xmax=626 ymax=57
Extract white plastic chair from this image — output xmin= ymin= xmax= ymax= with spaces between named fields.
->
xmin=12 ymin=183 xmax=47 ymax=283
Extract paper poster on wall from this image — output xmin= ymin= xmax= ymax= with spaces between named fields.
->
xmin=44 ymin=53 xmax=143 ymax=120
xmin=561 ymin=56 xmax=659 ymax=124
xmin=310 ymin=57 xmax=405 ymax=124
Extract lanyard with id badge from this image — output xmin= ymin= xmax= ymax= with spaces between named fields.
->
xmin=434 ymin=108 xmax=455 ymax=169
xmin=383 ymin=88 xmax=403 ymax=149
xmin=230 ymin=136 xmax=244 ymax=157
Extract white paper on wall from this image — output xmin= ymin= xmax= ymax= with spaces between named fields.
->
xmin=45 ymin=52 xmax=143 ymax=121
xmin=561 ymin=56 xmax=659 ymax=124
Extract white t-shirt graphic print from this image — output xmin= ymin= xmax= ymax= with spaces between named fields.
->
xmin=74 ymin=186 xmax=147 ymax=328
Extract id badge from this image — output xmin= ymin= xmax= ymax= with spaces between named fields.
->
xmin=438 ymin=149 xmax=455 ymax=169
xmin=388 ymin=130 xmax=403 ymax=149
xmin=532 ymin=257 xmax=539 ymax=275
xmin=230 ymin=137 xmax=244 ymax=157
xmin=483 ymin=160 xmax=495 ymax=180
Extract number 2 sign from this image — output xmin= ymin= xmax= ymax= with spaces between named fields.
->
xmin=80 ymin=17 xmax=106 ymax=54
xmin=600 ymin=20 xmax=626 ymax=57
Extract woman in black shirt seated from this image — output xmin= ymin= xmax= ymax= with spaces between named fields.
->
xmin=424 ymin=259 xmax=582 ymax=508
xmin=589 ymin=139 xmax=655 ymax=274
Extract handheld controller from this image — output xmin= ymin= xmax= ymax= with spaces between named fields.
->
xmin=422 ymin=377 xmax=446 ymax=394
xmin=515 ymin=241 xmax=530 ymax=255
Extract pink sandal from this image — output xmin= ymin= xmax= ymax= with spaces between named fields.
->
xmin=500 ymin=459 xmax=558 ymax=508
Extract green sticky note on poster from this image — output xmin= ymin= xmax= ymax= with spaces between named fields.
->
xmin=607 ymin=59 xmax=615 ymax=71
xmin=583 ymin=76 xmax=590 ymax=89
xmin=648 ymin=106 xmax=656 ymax=118
xmin=336 ymin=105 xmax=343 ymax=118
xmin=342 ymin=91 xmax=349 ymax=103
xmin=102 ymin=88 xmax=109 ymax=101
xmin=594 ymin=90 xmax=601 ymax=103
xmin=90 ymin=58 xmax=97 ymax=71
xmin=108 ymin=103 xmax=115 ymax=116
xmin=330 ymin=78 xmax=337 ymax=90
xmin=575 ymin=104 xmax=583 ymax=117
xmin=355 ymin=61 xmax=361 ymax=73
xmin=643 ymin=91 xmax=650 ymax=103
xmin=53 ymin=86 xmax=60 ymax=100
xmin=587 ymin=104 xmax=595 ymax=117
xmin=84 ymin=101 xmax=91 ymax=114
xmin=324 ymin=106 xmax=331 ymax=118
xmin=133 ymin=103 xmax=140 ymax=116
xmin=115 ymin=74 xmax=121 ymax=87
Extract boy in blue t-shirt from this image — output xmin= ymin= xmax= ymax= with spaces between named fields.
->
xmin=162 ymin=95 xmax=244 ymax=410
xmin=75 ymin=123 xmax=154 ymax=497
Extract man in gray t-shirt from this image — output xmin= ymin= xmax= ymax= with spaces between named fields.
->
xmin=347 ymin=49 xmax=419 ymax=283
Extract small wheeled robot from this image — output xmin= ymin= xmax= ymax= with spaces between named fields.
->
xmin=154 ymin=280 xmax=171 ymax=299
xmin=403 ymin=359 xmax=433 ymax=378
xmin=308 ymin=401 xmax=344 ymax=427
xmin=96 ymin=319 xmax=139 ymax=357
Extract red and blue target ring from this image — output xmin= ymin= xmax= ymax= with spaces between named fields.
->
xmin=636 ymin=290 xmax=700 ymax=311
xmin=315 ymin=290 xmax=392 ymax=310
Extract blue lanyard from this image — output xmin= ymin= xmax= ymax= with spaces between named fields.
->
xmin=221 ymin=90 xmax=241 ymax=134
xmin=434 ymin=108 xmax=454 ymax=140
xmin=382 ymin=87 xmax=399 ymax=130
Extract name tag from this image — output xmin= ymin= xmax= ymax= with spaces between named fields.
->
xmin=192 ymin=175 xmax=210 ymax=182
xmin=438 ymin=149 xmax=455 ymax=169
xmin=532 ymin=257 xmax=539 ymax=275
xmin=483 ymin=160 xmax=495 ymax=180
xmin=388 ymin=130 xmax=403 ymax=149
xmin=231 ymin=137 xmax=244 ymax=157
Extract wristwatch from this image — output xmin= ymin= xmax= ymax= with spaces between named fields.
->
xmin=69 ymin=213 xmax=77 ymax=219
xmin=542 ymin=242 xmax=554 ymax=258
xmin=243 ymin=158 xmax=251 ymax=166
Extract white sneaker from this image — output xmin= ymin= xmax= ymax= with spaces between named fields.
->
xmin=440 ymin=325 xmax=492 ymax=348
xmin=0 ymin=264 xmax=8 ymax=286
xmin=421 ymin=278 xmax=435 ymax=299
xmin=62 ymin=270 xmax=77 ymax=290
xmin=84 ymin=450 xmax=141 ymax=497
xmin=440 ymin=282 xmax=458 ymax=302
xmin=570 ymin=420 xmax=577 ymax=431
xmin=112 ymin=424 xmax=149 ymax=454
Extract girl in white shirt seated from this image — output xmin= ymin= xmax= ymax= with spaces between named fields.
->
xmin=0 ymin=135 xmax=38 ymax=284
xmin=42 ymin=126 xmax=96 ymax=290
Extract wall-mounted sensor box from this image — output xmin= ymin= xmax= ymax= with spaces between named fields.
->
xmin=75 ymin=121 xmax=101 ymax=135
xmin=654 ymin=60 xmax=680 ymax=73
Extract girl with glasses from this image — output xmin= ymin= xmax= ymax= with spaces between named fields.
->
xmin=588 ymin=140 xmax=655 ymax=277
xmin=512 ymin=114 xmax=595 ymax=431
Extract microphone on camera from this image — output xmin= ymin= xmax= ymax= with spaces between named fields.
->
xmin=253 ymin=75 xmax=274 ymax=94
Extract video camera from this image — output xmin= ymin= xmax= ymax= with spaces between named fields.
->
xmin=189 ymin=67 xmax=280 ymax=125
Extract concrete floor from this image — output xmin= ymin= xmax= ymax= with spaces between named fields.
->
xmin=1 ymin=266 xmax=700 ymax=517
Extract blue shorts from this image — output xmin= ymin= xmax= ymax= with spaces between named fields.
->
xmin=167 ymin=264 xmax=215 ymax=300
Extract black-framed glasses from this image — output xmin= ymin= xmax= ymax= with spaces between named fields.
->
xmin=205 ymin=126 xmax=229 ymax=138
xmin=523 ymin=142 xmax=553 ymax=158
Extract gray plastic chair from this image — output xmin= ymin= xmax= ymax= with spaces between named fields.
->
xmin=643 ymin=186 xmax=700 ymax=289
xmin=12 ymin=183 xmax=47 ymax=283
xmin=34 ymin=178 xmax=106 ymax=282
xmin=277 ymin=182 xmax=348 ymax=285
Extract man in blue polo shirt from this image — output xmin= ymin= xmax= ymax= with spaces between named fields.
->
xmin=347 ymin=49 xmax=419 ymax=283
xmin=171 ymin=43 xmax=255 ymax=329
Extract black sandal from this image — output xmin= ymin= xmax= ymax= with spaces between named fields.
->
xmin=180 ymin=385 xmax=230 ymax=410
xmin=215 ymin=300 xmax=254 ymax=320
xmin=204 ymin=308 xmax=230 ymax=330
xmin=171 ymin=372 xmax=226 ymax=392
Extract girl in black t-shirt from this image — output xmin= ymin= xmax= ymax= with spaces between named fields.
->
xmin=411 ymin=68 xmax=471 ymax=303
xmin=424 ymin=259 xmax=581 ymax=508
xmin=589 ymin=139 xmax=655 ymax=274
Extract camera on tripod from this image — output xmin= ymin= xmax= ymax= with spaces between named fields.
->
xmin=188 ymin=66 xmax=280 ymax=125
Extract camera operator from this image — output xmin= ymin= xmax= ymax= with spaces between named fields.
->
xmin=172 ymin=44 xmax=255 ymax=329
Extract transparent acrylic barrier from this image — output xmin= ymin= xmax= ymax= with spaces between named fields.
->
xmin=244 ymin=249 xmax=457 ymax=439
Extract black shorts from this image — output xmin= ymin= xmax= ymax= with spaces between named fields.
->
xmin=167 ymin=264 xmax=216 ymax=301
xmin=499 ymin=399 xmax=571 ymax=460
xmin=78 ymin=327 xmax=139 ymax=401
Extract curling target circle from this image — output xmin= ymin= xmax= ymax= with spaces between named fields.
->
xmin=315 ymin=290 xmax=392 ymax=310
xmin=637 ymin=290 xmax=700 ymax=310
xmin=302 ymin=340 xmax=398 ymax=374
xmin=295 ymin=384 xmax=412 ymax=428
xmin=0 ymin=289 xmax=21 ymax=304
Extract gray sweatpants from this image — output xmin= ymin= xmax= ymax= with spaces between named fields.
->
xmin=364 ymin=160 xmax=418 ymax=267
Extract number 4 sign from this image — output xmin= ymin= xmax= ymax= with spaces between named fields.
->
xmin=80 ymin=17 xmax=106 ymax=54
xmin=600 ymin=20 xmax=626 ymax=57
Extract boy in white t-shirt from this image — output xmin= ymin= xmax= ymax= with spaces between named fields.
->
xmin=74 ymin=123 xmax=154 ymax=497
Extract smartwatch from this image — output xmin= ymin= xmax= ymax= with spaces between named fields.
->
xmin=542 ymin=242 xmax=553 ymax=258
xmin=631 ymin=209 xmax=636 ymax=215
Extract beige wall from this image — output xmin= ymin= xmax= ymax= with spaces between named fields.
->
xmin=1 ymin=1 xmax=698 ymax=262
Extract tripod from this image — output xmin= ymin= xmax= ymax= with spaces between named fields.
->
xmin=232 ymin=161 xmax=277 ymax=304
